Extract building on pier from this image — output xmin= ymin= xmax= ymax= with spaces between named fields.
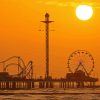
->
xmin=66 ymin=70 xmax=98 ymax=88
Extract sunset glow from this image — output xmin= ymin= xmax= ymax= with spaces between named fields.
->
xmin=0 ymin=0 xmax=100 ymax=79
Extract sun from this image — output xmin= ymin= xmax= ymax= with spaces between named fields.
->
xmin=76 ymin=5 xmax=93 ymax=21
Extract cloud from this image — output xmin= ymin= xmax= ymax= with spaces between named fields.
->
xmin=36 ymin=0 xmax=100 ymax=8
xmin=36 ymin=1 xmax=78 ymax=7
xmin=45 ymin=1 xmax=57 ymax=5
xmin=93 ymin=2 xmax=100 ymax=8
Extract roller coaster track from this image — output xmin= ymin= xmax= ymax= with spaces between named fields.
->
xmin=0 ymin=56 xmax=33 ymax=79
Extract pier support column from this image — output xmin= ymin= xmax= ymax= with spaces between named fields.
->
xmin=12 ymin=81 xmax=16 ymax=89
xmin=6 ymin=81 xmax=9 ymax=89
xmin=32 ymin=82 xmax=34 ymax=88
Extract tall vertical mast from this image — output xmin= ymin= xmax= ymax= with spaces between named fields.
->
xmin=41 ymin=13 xmax=54 ymax=79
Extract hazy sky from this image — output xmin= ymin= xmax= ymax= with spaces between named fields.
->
xmin=0 ymin=0 xmax=100 ymax=79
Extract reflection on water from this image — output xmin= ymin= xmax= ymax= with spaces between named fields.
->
xmin=0 ymin=88 xmax=100 ymax=100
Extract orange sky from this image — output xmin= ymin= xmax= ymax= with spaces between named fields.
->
xmin=0 ymin=0 xmax=100 ymax=79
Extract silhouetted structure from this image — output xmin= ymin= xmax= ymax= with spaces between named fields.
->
xmin=65 ymin=50 xmax=98 ymax=88
xmin=0 ymin=55 xmax=98 ymax=89
xmin=41 ymin=13 xmax=54 ymax=79
xmin=0 ymin=56 xmax=34 ymax=89
xmin=41 ymin=13 xmax=54 ymax=88
xmin=66 ymin=70 xmax=98 ymax=88
xmin=0 ymin=14 xmax=98 ymax=90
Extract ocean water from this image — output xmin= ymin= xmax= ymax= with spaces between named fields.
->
xmin=0 ymin=88 xmax=100 ymax=100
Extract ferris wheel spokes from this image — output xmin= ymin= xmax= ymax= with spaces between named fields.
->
xmin=75 ymin=61 xmax=89 ymax=76
xmin=67 ymin=50 xmax=94 ymax=76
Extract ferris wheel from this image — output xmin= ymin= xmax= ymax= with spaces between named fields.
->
xmin=67 ymin=50 xmax=94 ymax=76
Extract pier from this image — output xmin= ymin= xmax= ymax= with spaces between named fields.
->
xmin=0 ymin=70 xmax=98 ymax=89
xmin=0 ymin=13 xmax=98 ymax=90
